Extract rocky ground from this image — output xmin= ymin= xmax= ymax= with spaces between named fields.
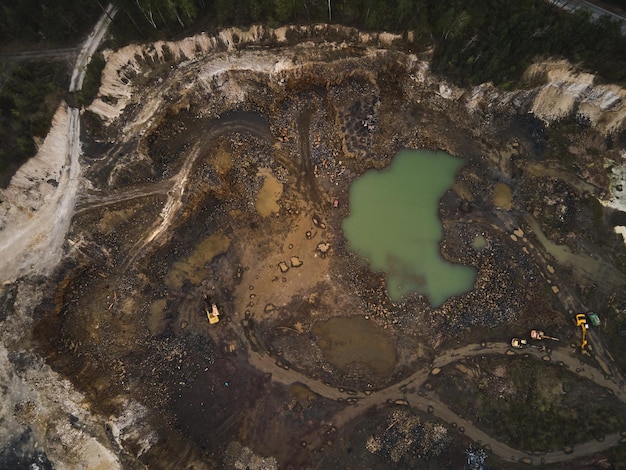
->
xmin=2 ymin=23 xmax=626 ymax=469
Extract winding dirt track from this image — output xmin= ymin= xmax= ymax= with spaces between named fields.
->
xmin=245 ymin=337 xmax=626 ymax=465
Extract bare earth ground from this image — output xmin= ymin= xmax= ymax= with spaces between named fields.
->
xmin=3 ymin=23 xmax=626 ymax=469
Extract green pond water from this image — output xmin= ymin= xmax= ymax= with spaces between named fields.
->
xmin=342 ymin=149 xmax=476 ymax=307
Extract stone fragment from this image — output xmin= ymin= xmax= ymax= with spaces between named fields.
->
xmin=316 ymin=242 xmax=330 ymax=253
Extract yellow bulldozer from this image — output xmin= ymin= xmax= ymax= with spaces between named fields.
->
xmin=576 ymin=313 xmax=589 ymax=351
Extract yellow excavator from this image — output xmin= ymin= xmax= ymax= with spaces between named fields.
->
xmin=576 ymin=313 xmax=589 ymax=350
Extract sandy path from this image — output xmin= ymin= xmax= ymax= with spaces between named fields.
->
xmin=0 ymin=5 xmax=117 ymax=284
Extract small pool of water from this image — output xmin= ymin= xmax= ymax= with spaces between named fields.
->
xmin=342 ymin=149 xmax=476 ymax=307
xmin=472 ymin=235 xmax=488 ymax=250
xmin=525 ymin=214 xmax=623 ymax=291
xmin=312 ymin=316 xmax=396 ymax=376
xmin=255 ymin=168 xmax=283 ymax=217
xmin=165 ymin=233 xmax=231 ymax=289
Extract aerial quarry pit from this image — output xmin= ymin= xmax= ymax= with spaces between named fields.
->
xmin=3 ymin=22 xmax=626 ymax=469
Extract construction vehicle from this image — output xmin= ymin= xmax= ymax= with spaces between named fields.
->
xmin=587 ymin=312 xmax=601 ymax=327
xmin=511 ymin=337 xmax=529 ymax=349
xmin=530 ymin=330 xmax=559 ymax=341
xmin=203 ymin=294 xmax=220 ymax=325
xmin=205 ymin=303 xmax=220 ymax=324
xmin=576 ymin=314 xmax=589 ymax=350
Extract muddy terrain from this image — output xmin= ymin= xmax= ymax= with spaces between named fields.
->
xmin=3 ymin=23 xmax=626 ymax=469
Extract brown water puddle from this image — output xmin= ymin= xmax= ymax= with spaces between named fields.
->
xmin=214 ymin=140 xmax=233 ymax=175
xmin=472 ymin=234 xmax=488 ymax=250
xmin=493 ymin=182 xmax=513 ymax=210
xmin=526 ymin=215 xmax=623 ymax=291
xmin=165 ymin=233 xmax=231 ymax=288
xmin=524 ymin=162 xmax=599 ymax=196
xmin=148 ymin=298 xmax=168 ymax=335
xmin=98 ymin=207 xmax=138 ymax=234
xmin=312 ymin=316 xmax=396 ymax=376
xmin=255 ymin=168 xmax=283 ymax=217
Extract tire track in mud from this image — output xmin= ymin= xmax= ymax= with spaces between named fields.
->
xmin=120 ymin=113 xmax=275 ymax=270
xmin=297 ymin=108 xmax=323 ymax=208
xmin=243 ymin=337 xmax=626 ymax=465
xmin=76 ymin=180 xmax=174 ymax=213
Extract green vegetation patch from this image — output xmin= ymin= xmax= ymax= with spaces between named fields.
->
xmin=0 ymin=0 xmax=101 ymax=45
xmin=430 ymin=0 xmax=626 ymax=87
xmin=79 ymin=52 xmax=106 ymax=108
xmin=430 ymin=356 xmax=626 ymax=452
xmin=111 ymin=0 xmax=626 ymax=88
xmin=0 ymin=60 xmax=68 ymax=187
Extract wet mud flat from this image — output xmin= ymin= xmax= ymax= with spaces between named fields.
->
xmin=29 ymin=31 xmax=626 ymax=469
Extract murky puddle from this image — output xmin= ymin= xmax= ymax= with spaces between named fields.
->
xmin=472 ymin=234 xmax=488 ymax=250
xmin=493 ymin=182 xmax=513 ymax=210
xmin=165 ymin=233 xmax=231 ymax=289
xmin=312 ymin=316 xmax=396 ymax=376
xmin=524 ymin=162 xmax=599 ymax=196
xmin=255 ymin=168 xmax=283 ymax=217
xmin=525 ymin=215 xmax=623 ymax=291
xmin=342 ymin=149 xmax=476 ymax=307
xmin=148 ymin=298 xmax=168 ymax=335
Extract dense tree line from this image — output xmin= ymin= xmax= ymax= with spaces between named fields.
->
xmin=0 ymin=0 xmax=103 ymax=45
xmin=0 ymin=0 xmax=625 ymax=185
xmin=0 ymin=61 xmax=67 ymax=187
xmin=2 ymin=0 xmax=625 ymax=86
xmin=103 ymin=0 xmax=626 ymax=86
xmin=428 ymin=1 xmax=626 ymax=87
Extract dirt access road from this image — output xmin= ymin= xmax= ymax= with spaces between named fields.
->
xmin=242 ymin=321 xmax=626 ymax=466
xmin=0 ymin=4 xmax=117 ymax=284
xmin=549 ymin=0 xmax=626 ymax=32
xmin=0 ymin=47 xmax=78 ymax=63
